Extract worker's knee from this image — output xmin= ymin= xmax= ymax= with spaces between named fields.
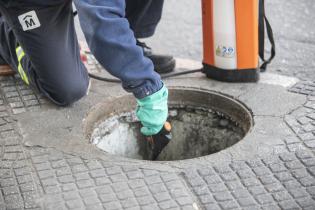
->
xmin=50 ymin=77 xmax=89 ymax=106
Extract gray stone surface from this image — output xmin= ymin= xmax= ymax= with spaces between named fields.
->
xmin=27 ymin=147 xmax=196 ymax=210
xmin=1 ymin=68 xmax=315 ymax=210
xmin=1 ymin=0 xmax=315 ymax=209
xmin=183 ymin=151 xmax=315 ymax=209
xmin=14 ymin=77 xmax=306 ymax=166
xmin=0 ymin=76 xmax=47 ymax=115
xmin=0 ymin=92 xmax=41 ymax=209
xmin=289 ymin=81 xmax=315 ymax=96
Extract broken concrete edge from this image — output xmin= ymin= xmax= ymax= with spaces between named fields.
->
xmin=90 ymin=88 xmax=252 ymax=161
xmin=83 ymin=95 xmax=137 ymax=142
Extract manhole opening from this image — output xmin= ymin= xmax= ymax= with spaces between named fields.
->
xmin=87 ymin=89 xmax=253 ymax=161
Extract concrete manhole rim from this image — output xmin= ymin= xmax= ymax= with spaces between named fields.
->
xmin=84 ymin=86 xmax=254 ymax=163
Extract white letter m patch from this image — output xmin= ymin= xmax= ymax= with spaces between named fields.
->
xmin=18 ymin=10 xmax=41 ymax=31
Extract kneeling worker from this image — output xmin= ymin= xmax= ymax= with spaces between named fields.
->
xmin=0 ymin=0 xmax=173 ymax=144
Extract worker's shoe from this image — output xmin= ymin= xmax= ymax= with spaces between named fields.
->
xmin=0 ymin=56 xmax=15 ymax=76
xmin=137 ymin=40 xmax=175 ymax=74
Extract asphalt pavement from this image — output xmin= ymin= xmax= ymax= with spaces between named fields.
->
xmin=148 ymin=0 xmax=315 ymax=81
xmin=76 ymin=0 xmax=315 ymax=80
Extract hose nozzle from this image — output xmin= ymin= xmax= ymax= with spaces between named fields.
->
xmin=146 ymin=122 xmax=172 ymax=160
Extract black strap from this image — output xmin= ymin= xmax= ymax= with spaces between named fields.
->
xmin=259 ymin=0 xmax=276 ymax=72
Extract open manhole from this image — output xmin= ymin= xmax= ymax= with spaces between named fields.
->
xmin=86 ymin=88 xmax=253 ymax=161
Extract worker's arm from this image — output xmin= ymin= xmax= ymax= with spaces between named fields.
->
xmin=74 ymin=0 xmax=168 ymax=135
xmin=74 ymin=0 xmax=162 ymax=99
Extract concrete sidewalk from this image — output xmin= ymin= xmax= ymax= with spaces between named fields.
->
xmin=1 ymin=0 xmax=315 ymax=209
xmin=0 ymin=56 xmax=315 ymax=210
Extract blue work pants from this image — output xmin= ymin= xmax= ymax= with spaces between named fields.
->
xmin=0 ymin=0 xmax=164 ymax=105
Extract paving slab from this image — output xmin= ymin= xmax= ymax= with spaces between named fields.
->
xmin=0 ymin=54 xmax=315 ymax=210
xmin=0 ymin=0 xmax=313 ymax=209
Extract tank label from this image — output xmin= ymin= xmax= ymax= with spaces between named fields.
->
xmin=216 ymin=45 xmax=235 ymax=58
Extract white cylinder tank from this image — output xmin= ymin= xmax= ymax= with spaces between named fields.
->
xmin=213 ymin=0 xmax=237 ymax=69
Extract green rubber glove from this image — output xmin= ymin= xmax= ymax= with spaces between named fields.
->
xmin=136 ymin=85 xmax=168 ymax=136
